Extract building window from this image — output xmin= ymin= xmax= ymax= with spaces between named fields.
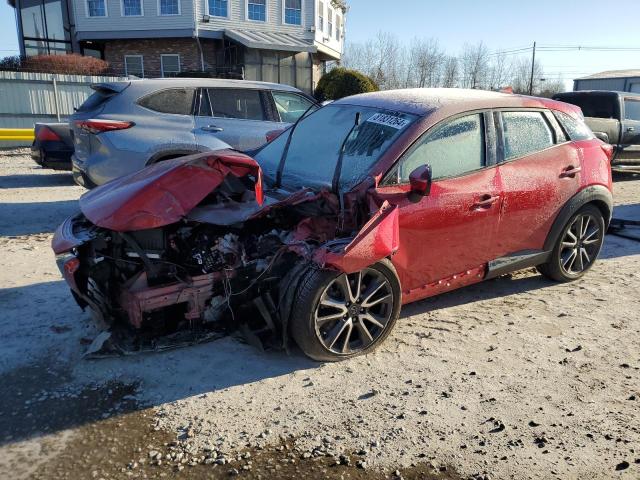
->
xmin=87 ymin=0 xmax=107 ymax=17
xmin=19 ymin=0 xmax=72 ymax=55
xmin=284 ymin=0 xmax=301 ymax=25
xmin=327 ymin=8 xmax=333 ymax=37
xmin=159 ymin=0 xmax=180 ymax=15
xmin=125 ymin=55 xmax=144 ymax=77
xmin=161 ymin=54 xmax=181 ymax=77
xmin=208 ymin=0 xmax=227 ymax=17
xmin=247 ymin=0 xmax=266 ymax=21
xmin=335 ymin=14 xmax=341 ymax=40
xmin=317 ymin=1 xmax=324 ymax=32
xmin=122 ymin=0 xmax=142 ymax=16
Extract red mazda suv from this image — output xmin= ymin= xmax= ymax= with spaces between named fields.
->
xmin=53 ymin=89 xmax=613 ymax=361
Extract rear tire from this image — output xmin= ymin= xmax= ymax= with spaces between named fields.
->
xmin=290 ymin=259 xmax=401 ymax=362
xmin=538 ymin=204 xmax=605 ymax=282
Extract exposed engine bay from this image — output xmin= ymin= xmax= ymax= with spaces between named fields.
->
xmin=52 ymin=151 xmax=399 ymax=357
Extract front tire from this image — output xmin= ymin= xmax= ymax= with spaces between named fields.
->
xmin=538 ymin=204 xmax=605 ymax=282
xmin=290 ymin=259 xmax=401 ymax=362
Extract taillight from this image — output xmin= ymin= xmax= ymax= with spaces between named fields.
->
xmin=36 ymin=126 xmax=61 ymax=142
xmin=600 ymin=143 xmax=614 ymax=162
xmin=75 ymin=119 xmax=134 ymax=134
xmin=265 ymin=129 xmax=286 ymax=143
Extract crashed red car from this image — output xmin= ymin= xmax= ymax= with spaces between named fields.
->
xmin=53 ymin=89 xmax=613 ymax=361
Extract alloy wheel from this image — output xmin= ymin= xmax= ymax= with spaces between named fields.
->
xmin=314 ymin=268 xmax=394 ymax=355
xmin=559 ymin=212 xmax=603 ymax=276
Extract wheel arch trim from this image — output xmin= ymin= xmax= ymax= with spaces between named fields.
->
xmin=543 ymin=185 xmax=613 ymax=252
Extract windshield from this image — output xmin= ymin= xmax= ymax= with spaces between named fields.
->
xmin=255 ymin=104 xmax=418 ymax=192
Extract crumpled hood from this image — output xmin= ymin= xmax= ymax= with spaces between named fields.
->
xmin=79 ymin=150 xmax=263 ymax=232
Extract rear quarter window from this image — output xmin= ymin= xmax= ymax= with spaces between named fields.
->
xmin=138 ymin=88 xmax=195 ymax=115
xmin=553 ymin=111 xmax=594 ymax=141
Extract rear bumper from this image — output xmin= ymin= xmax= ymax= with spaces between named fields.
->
xmin=31 ymin=144 xmax=73 ymax=170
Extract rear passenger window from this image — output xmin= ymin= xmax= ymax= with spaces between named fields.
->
xmin=397 ymin=113 xmax=485 ymax=182
xmin=206 ymin=89 xmax=266 ymax=120
xmin=138 ymin=88 xmax=195 ymax=115
xmin=553 ymin=111 xmax=594 ymax=141
xmin=502 ymin=111 xmax=554 ymax=161
xmin=624 ymin=99 xmax=640 ymax=121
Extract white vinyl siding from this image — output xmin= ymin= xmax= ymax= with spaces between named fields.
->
xmin=74 ymin=0 xmax=193 ymax=31
xmin=160 ymin=54 xmax=181 ymax=77
xmin=121 ymin=0 xmax=142 ymax=16
xmin=124 ymin=55 xmax=144 ymax=77
xmin=158 ymin=0 xmax=180 ymax=15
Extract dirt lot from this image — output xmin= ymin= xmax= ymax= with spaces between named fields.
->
xmin=0 ymin=149 xmax=639 ymax=480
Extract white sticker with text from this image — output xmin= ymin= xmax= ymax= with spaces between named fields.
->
xmin=366 ymin=113 xmax=411 ymax=129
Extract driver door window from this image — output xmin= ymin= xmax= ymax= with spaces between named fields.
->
xmin=397 ymin=113 xmax=485 ymax=182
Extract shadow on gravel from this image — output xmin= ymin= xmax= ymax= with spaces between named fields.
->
xmin=601 ymin=203 xmax=640 ymax=259
xmin=0 ymin=200 xmax=79 ymax=236
xmin=0 ymin=279 xmax=316 ymax=447
xmin=0 ymin=363 xmax=140 ymax=447
xmin=0 ymin=173 xmax=76 ymax=189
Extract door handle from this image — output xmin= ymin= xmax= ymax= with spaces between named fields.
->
xmin=201 ymin=125 xmax=223 ymax=132
xmin=627 ymin=126 xmax=635 ymax=133
xmin=560 ymin=165 xmax=581 ymax=178
xmin=473 ymin=194 xmax=500 ymax=209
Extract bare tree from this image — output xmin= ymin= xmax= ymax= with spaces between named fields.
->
xmin=372 ymin=32 xmax=405 ymax=89
xmin=487 ymin=52 xmax=509 ymax=90
xmin=509 ymin=57 xmax=544 ymax=94
xmin=460 ymin=42 xmax=490 ymax=89
xmin=538 ymin=78 xmax=566 ymax=97
xmin=441 ymin=55 xmax=459 ymax=88
xmin=342 ymin=34 xmax=562 ymax=95
xmin=408 ymin=38 xmax=445 ymax=88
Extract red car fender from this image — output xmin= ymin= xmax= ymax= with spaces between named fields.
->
xmin=314 ymin=201 xmax=399 ymax=274
xmin=79 ymin=150 xmax=263 ymax=232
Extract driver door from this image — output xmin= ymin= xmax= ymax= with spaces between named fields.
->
xmin=374 ymin=112 xmax=503 ymax=300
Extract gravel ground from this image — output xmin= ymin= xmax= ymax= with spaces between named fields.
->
xmin=0 ymin=150 xmax=639 ymax=480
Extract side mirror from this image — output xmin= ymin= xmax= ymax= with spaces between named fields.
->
xmin=408 ymin=164 xmax=432 ymax=202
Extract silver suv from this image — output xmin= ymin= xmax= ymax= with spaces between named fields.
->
xmin=70 ymin=78 xmax=317 ymax=187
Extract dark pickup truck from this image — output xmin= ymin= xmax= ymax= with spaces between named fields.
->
xmin=553 ymin=91 xmax=640 ymax=173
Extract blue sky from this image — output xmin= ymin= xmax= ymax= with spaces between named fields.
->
xmin=1 ymin=0 xmax=638 ymax=84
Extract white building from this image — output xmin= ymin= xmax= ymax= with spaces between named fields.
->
xmin=9 ymin=0 xmax=346 ymax=93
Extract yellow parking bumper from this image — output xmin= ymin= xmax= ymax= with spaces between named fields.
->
xmin=0 ymin=128 xmax=35 ymax=141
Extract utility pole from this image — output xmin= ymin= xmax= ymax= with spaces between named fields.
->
xmin=529 ymin=41 xmax=537 ymax=95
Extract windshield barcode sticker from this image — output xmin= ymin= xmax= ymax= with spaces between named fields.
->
xmin=366 ymin=113 xmax=411 ymax=129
